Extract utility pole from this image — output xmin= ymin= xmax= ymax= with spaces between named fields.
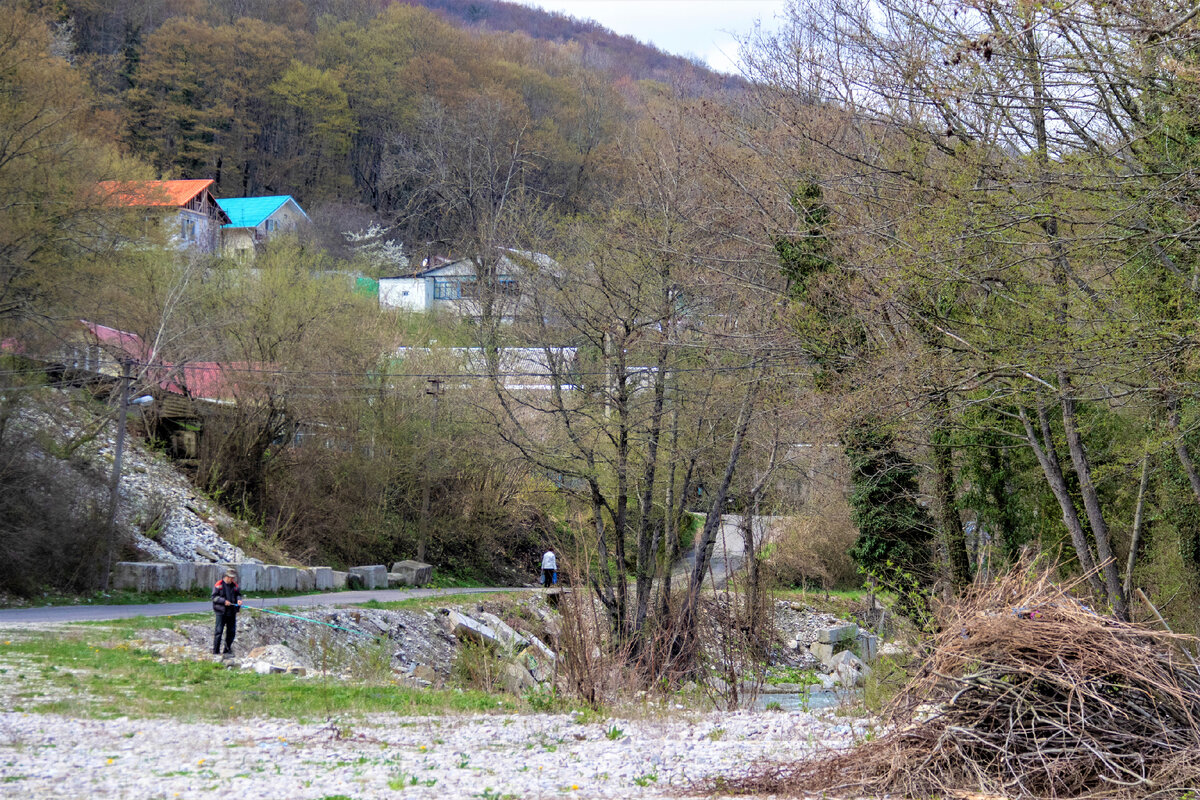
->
xmin=103 ymin=361 xmax=132 ymax=591
xmin=417 ymin=378 xmax=444 ymax=562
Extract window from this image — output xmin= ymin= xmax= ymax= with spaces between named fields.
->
xmin=499 ymin=279 xmax=520 ymax=296
xmin=181 ymin=218 xmax=196 ymax=241
xmin=433 ymin=279 xmax=459 ymax=300
xmin=459 ymin=278 xmax=479 ymax=298
xmin=265 ymin=218 xmax=278 ymax=233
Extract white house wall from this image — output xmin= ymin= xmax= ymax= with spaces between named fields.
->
xmin=379 ymin=277 xmax=431 ymax=311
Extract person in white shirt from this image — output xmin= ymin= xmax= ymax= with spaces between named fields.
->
xmin=541 ymin=550 xmax=557 ymax=586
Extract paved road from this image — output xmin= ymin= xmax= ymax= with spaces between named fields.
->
xmin=679 ymin=514 xmax=773 ymax=588
xmin=0 ymin=515 xmax=772 ymax=626
xmin=0 ymin=587 xmax=529 ymax=625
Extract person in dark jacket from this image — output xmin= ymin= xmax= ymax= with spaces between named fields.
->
xmin=211 ymin=568 xmax=242 ymax=656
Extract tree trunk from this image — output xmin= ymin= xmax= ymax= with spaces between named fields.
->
xmin=676 ymin=371 xmax=758 ymax=668
xmin=1018 ymin=401 xmax=1105 ymax=598
xmin=633 ymin=342 xmax=670 ymax=637
xmin=1058 ymin=382 xmax=1128 ymax=620
xmin=931 ymin=391 xmax=970 ymax=588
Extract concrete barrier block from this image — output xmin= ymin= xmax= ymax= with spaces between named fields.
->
xmin=331 ymin=570 xmax=347 ymax=589
xmin=296 ymin=568 xmax=315 ymax=592
xmin=391 ymin=560 xmax=433 ymax=586
xmin=816 ymin=623 xmax=859 ymax=644
xmin=278 ymin=567 xmax=298 ymax=592
xmin=855 ymin=631 xmax=879 ymax=663
xmin=312 ymin=567 xmax=333 ymax=591
xmin=236 ymin=563 xmax=260 ymax=593
xmin=349 ymin=565 xmax=387 ymax=590
xmin=174 ymin=562 xmax=197 ymax=591
xmin=113 ymin=562 xmax=168 ymax=592
xmin=261 ymin=565 xmax=283 ymax=593
xmin=195 ymin=563 xmax=223 ymax=592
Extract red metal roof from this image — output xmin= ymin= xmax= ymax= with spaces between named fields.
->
xmin=96 ymin=179 xmax=215 ymax=208
xmin=82 ymin=321 xmax=153 ymax=362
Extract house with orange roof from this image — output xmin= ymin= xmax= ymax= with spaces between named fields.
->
xmin=96 ymin=179 xmax=231 ymax=254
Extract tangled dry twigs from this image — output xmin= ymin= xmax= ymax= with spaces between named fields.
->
xmin=741 ymin=566 xmax=1200 ymax=798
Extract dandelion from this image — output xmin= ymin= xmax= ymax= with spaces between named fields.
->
xmin=419 ymin=745 xmax=427 ymax=751
xmin=106 ymin=759 xmax=114 ymax=765
xmin=571 ymin=785 xmax=579 ymax=790
xmin=198 ymin=759 xmax=205 ymax=765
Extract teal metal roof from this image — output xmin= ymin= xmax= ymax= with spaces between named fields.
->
xmin=217 ymin=195 xmax=305 ymax=228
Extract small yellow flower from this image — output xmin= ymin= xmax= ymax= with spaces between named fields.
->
xmin=198 ymin=759 xmax=205 ymax=765
xmin=571 ymin=785 xmax=579 ymax=791
xmin=4 ymin=640 xmax=10 ymax=645
xmin=419 ymin=745 xmax=427 ymax=751
xmin=106 ymin=759 xmax=114 ymax=765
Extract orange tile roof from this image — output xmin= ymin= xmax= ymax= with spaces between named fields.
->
xmin=96 ymin=179 xmax=215 ymax=208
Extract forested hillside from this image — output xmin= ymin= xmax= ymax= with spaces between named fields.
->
xmin=7 ymin=0 xmax=1200 ymax=677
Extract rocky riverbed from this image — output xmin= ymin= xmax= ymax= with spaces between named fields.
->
xmin=0 ymin=705 xmax=869 ymax=799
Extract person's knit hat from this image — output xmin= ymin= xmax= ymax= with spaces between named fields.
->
xmin=224 ymin=568 xmax=238 ymax=580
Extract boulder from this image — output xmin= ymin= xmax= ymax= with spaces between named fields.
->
xmin=194 ymin=545 xmax=217 ymax=562
xmin=501 ymin=660 xmax=536 ymax=694
xmin=348 ymin=565 xmax=387 ymax=590
xmin=524 ymin=635 xmax=557 ymax=682
xmin=829 ymin=650 xmax=870 ymax=687
xmin=411 ymin=665 xmax=437 ymax=683
xmin=390 ymin=560 xmax=433 ymax=586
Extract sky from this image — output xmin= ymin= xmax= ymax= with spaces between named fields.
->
xmin=512 ymin=0 xmax=791 ymax=75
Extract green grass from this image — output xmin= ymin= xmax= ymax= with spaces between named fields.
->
xmin=354 ymin=591 xmax=521 ymax=612
xmin=774 ymin=587 xmax=869 ymax=617
xmin=764 ymin=666 xmax=821 ymax=686
xmin=2 ymin=627 xmax=518 ymax=720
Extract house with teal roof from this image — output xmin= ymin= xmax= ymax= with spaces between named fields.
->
xmin=216 ymin=195 xmax=310 ymax=260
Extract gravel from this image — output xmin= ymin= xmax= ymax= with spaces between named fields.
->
xmin=0 ymin=707 xmax=866 ymax=799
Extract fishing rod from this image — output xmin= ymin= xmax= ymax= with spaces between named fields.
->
xmin=240 ymin=604 xmax=382 ymax=640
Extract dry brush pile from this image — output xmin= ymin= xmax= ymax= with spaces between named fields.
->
xmin=745 ymin=567 xmax=1200 ymax=798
